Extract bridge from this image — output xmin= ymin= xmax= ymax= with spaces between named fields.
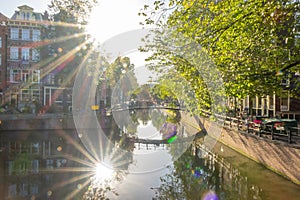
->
xmin=120 ymin=131 xmax=206 ymax=147
xmin=108 ymin=104 xmax=184 ymax=112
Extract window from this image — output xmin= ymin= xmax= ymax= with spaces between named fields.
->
xmin=32 ymin=49 xmax=40 ymax=61
xmin=32 ymin=89 xmax=40 ymax=100
xmin=22 ymin=29 xmax=30 ymax=40
xmin=21 ymin=89 xmax=30 ymax=101
xmin=281 ymin=77 xmax=290 ymax=86
xmin=280 ymin=91 xmax=290 ymax=111
xmin=31 ymin=160 xmax=39 ymax=174
xmin=10 ymin=69 xmax=20 ymax=83
xmin=56 ymin=159 xmax=67 ymax=168
xmin=22 ymin=48 xmax=30 ymax=60
xmin=30 ymin=184 xmax=38 ymax=195
xmin=8 ymin=184 xmax=17 ymax=197
xmin=46 ymin=159 xmax=54 ymax=169
xmin=21 ymin=70 xmax=29 ymax=82
xmin=8 ymin=161 xmax=14 ymax=175
xmin=10 ymin=28 xmax=19 ymax=39
xmin=0 ymin=36 xmax=2 ymax=48
xmin=45 ymin=73 xmax=55 ymax=85
xmin=32 ymin=30 xmax=41 ymax=41
xmin=20 ymin=183 xmax=28 ymax=197
xmin=32 ymin=70 xmax=40 ymax=83
xmin=269 ymin=95 xmax=274 ymax=109
xmin=10 ymin=47 xmax=18 ymax=60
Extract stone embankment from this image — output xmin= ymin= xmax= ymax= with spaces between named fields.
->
xmin=181 ymin=112 xmax=300 ymax=185
xmin=0 ymin=114 xmax=75 ymax=130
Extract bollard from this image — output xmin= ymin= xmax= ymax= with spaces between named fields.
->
xmin=247 ymin=122 xmax=249 ymax=133
xmin=287 ymin=129 xmax=291 ymax=144
xmin=271 ymin=128 xmax=274 ymax=140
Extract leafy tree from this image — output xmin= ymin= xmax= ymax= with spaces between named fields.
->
xmin=105 ymin=57 xmax=135 ymax=86
xmin=104 ymin=56 xmax=138 ymax=107
xmin=140 ymin=0 xmax=300 ymax=114
xmin=49 ymin=0 xmax=97 ymax=24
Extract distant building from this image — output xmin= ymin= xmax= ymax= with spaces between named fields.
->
xmin=0 ymin=5 xmax=79 ymax=113
xmin=4 ymin=5 xmax=43 ymax=112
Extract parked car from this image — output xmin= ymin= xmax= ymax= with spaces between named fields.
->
xmin=250 ymin=116 xmax=268 ymax=128
xmin=261 ymin=118 xmax=298 ymax=133
xmin=261 ymin=118 xmax=283 ymax=132
xmin=280 ymin=119 xmax=298 ymax=130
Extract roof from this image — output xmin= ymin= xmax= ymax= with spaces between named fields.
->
xmin=0 ymin=12 xmax=8 ymax=21
xmin=10 ymin=5 xmax=43 ymax=21
xmin=17 ymin=5 xmax=34 ymax=11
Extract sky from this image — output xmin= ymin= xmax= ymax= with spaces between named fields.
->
xmin=0 ymin=0 xmax=51 ymax=17
xmin=0 ymin=0 xmax=151 ymax=51
xmin=1 ymin=0 xmax=155 ymax=78
xmin=0 ymin=0 xmax=149 ymax=42
xmin=87 ymin=0 xmax=146 ymax=43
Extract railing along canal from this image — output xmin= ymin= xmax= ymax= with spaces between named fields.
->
xmin=212 ymin=113 xmax=300 ymax=145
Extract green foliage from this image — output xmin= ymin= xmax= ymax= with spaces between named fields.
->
xmin=49 ymin=0 xmax=98 ymax=24
xmin=105 ymin=57 xmax=135 ymax=87
xmin=140 ymin=0 xmax=300 ymax=115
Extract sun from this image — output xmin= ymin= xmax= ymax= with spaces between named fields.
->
xmin=94 ymin=162 xmax=114 ymax=181
xmin=86 ymin=0 xmax=141 ymax=44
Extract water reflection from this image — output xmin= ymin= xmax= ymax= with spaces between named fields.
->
xmin=0 ymin=109 xmax=299 ymax=199
xmin=151 ymin=144 xmax=264 ymax=200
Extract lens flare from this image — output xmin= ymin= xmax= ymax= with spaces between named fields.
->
xmin=94 ymin=163 xmax=114 ymax=181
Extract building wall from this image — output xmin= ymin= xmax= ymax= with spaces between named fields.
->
xmin=5 ymin=6 xmax=43 ymax=111
xmin=0 ymin=13 xmax=8 ymax=104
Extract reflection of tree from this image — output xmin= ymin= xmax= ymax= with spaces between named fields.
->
xmin=150 ymin=109 xmax=167 ymax=131
xmin=136 ymin=109 xmax=151 ymax=125
xmin=151 ymin=83 xmax=181 ymax=107
xmin=153 ymin=144 xmax=264 ymax=200
xmin=165 ymin=109 xmax=181 ymax=123
xmin=153 ymin=148 xmax=208 ymax=200
xmin=12 ymin=153 xmax=31 ymax=175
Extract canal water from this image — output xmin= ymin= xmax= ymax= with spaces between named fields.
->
xmin=0 ymin=108 xmax=299 ymax=199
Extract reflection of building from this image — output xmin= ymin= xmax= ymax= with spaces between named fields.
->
xmin=0 ymin=131 xmax=83 ymax=199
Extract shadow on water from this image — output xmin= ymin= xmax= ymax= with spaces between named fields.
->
xmin=0 ymin=108 xmax=299 ymax=199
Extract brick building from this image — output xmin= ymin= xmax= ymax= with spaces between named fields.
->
xmin=4 ymin=5 xmax=43 ymax=112
xmin=0 ymin=13 xmax=8 ymax=105
xmin=0 ymin=5 xmax=78 ymax=113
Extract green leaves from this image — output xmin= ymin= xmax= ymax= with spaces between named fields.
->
xmin=49 ymin=0 xmax=98 ymax=24
xmin=140 ymin=0 xmax=300 ymax=115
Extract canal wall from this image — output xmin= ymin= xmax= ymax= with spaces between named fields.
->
xmin=186 ymin=114 xmax=300 ymax=185
xmin=0 ymin=114 xmax=75 ymax=130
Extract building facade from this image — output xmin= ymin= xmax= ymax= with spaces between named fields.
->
xmin=0 ymin=13 xmax=8 ymax=105
xmin=4 ymin=5 xmax=43 ymax=112
xmin=0 ymin=5 xmax=76 ymax=113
